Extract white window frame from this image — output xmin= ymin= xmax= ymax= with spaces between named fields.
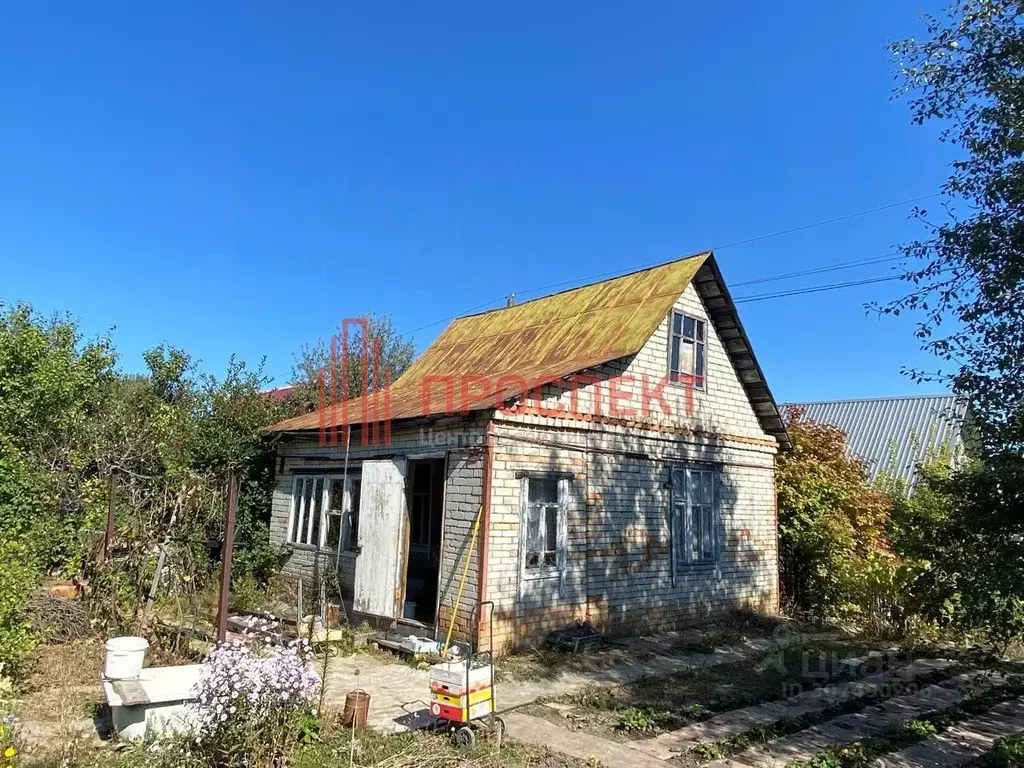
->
xmin=670 ymin=466 xmax=719 ymax=578
xmin=518 ymin=475 xmax=568 ymax=592
xmin=669 ymin=311 xmax=707 ymax=390
xmin=287 ymin=474 xmax=360 ymax=551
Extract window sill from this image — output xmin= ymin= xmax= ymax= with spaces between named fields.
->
xmin=522 ymin=568 xmax=562 ymax=581
xmin=286 ymin=542 xmax=354 ymax=556
xmin=667 ymin=381 xmax=706 ymax=393
xmin=675 ymin=560 xmax=719 ymax=571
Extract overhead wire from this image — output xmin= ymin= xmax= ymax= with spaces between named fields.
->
xmin=267 ymin=193 xmax=934 ymax=382
xmin=398 ymin=193 xmax=935 ymax=337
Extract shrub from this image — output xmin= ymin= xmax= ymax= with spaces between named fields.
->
xmin=989 ymin=733 xmax=1024 ymax=768
xmin=0 ymin=540 xmax=39 ymax=681
xmin=617 ymin=707 xmax=670 ymax=732
xmin=188 ymin=633 xmax=320 ymax=766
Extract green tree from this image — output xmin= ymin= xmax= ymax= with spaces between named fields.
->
xmin=886 ymin=0 xmax=1024 ymax=453
xmin=0 ymin=302 xmax=115 ymax=568
xmin=909 ymin=454 xmax=1024 ymax=649
xmin=288 ymin=312 xmax=415 ymax=413
xmin=886 ymin=0 xmax=1024 ymax=646
xmin=776 ymin=407 xmax=894 ymax=624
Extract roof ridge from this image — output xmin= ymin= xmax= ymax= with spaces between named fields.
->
xmin=455 ymin=251 xmax=711 ymax=322
xmin=782 ymin=393 xmax=960 ymax=406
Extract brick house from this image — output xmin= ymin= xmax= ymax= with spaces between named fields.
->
xmin=266 ymin=252 xmax=789 ymax=654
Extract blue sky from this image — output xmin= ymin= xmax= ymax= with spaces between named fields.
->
xmin=0 ymin=1 xmax=955 ymax=402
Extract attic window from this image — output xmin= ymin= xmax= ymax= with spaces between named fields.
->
xmin=669 ymin=311 xmax=706 ymax=390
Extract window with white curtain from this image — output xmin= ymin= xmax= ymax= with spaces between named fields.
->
xmin=671 ymin=467 xmax=718 ymax=566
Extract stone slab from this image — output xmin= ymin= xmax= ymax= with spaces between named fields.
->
xmin=733 ymin=672 xmax=997 ymax=768
xmin=873 ymin=696 xmax=1024 ymax=768
xmin=629 ymin=658 xmax=955 ymax=761
xmin=503 ymin=711 xmax=670 ymax=768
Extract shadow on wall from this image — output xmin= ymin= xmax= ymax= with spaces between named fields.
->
xmin=506 ymin=448 xmax=775 ymax=646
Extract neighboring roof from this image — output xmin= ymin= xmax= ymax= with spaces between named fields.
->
xmin=784 ymin=394 xmax=968 ymax=485
xmin=270 ymin=252 xmax=790 ymax=449
xmin=265 ymin=385 xmax=297 ymax=402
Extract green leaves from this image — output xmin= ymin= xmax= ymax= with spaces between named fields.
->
xmin=886 ymin=1 xmax=1024 ymax=453
xmin=777 ymin=407 xmax=895 ymax=625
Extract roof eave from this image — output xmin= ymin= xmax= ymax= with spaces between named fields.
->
xmin=693 ymin=254 xmax=791 ymax=451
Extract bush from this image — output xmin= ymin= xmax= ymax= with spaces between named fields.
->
xmin=0 ymin=540 xmax=39 ymax=681
xmin=231 ymin=522 xmax=287 ymax=588
xmin=989 ymin=734 xmax=1024 ymax=768
xmin=617 ymin=707 xmax=671 ymax=732
xmin=187 ymin=630 xmax=319 ymax=767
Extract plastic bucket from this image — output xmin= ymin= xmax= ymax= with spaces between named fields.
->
xmin=342 ymin=689 xmax=371 ymax=729
xmin=104 ymin=636 xmax=149 ymax=680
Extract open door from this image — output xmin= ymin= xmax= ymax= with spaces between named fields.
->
xmin=352 ymin=458 xmax=408 ymax=619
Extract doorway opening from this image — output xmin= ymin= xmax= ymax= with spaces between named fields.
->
xmin=404 ymin=458 xmax=445 ymax=626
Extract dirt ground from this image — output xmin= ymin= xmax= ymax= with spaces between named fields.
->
xmin=8 ymin=640 xmax=108 ymax=763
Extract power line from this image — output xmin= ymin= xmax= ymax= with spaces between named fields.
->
xmin=730 ymin=252 xmax=904 ymax=288
xmin=269 ymin=194 xmax=934 ymax=382
xmin=399 ymin=193 xmax=935 ymax=337
xmin=733 ymin=274 xmax=904 ymax=303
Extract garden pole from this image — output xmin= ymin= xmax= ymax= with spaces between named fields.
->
xmin=217 ymin=470 xmax=238 ymax=643
xmin=103 ymin=471 xmax=116 ymax=561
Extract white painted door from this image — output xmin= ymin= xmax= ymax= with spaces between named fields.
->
xmin=353 ymin=458 xmax=408 ymax=618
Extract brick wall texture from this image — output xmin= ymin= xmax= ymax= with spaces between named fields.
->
xmin=269 ymin=285 xmax=780 ymax=653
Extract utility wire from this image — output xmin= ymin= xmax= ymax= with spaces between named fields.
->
xmin=729 ymin=252 xmax=904 ymax=288
xmin=269 ymin=195 xmax=932 ymax=382
xmin=733 ymin=274 xmax=904 ymax=303
xmin=399 ymin=193 xmax=935 ymax=337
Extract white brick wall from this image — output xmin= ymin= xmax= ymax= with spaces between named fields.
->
xmin=268 ymin=288 xmax=779 ymax=649
xmin=483 ymin=417 xmax=778 ymax=648
xmin=530 ymin=284 xmax=766 ymax=441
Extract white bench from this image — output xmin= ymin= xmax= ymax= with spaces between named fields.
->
xmin=102 ymin=664 xmax=203 ymax=741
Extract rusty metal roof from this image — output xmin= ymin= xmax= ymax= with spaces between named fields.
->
xmin=269 ymin=251 xmax=790 ymax=449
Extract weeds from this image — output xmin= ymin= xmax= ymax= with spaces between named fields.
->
xmin=986 ymin=734 xmax=1024 ymax=768
xmin=617 ymin=707 xmax=671 ymax=732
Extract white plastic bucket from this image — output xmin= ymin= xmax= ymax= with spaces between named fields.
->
xmin=104 ymin=636 xmax=149 ymax=680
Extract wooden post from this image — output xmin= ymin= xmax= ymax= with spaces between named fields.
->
xmin=217 ymin=471 xmax=238 ymax=643
xmin=103 ymin=472 xmax=117 ymax=562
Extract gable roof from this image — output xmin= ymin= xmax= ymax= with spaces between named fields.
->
xmin=784 ymin=394 xmax=967 ymax=485
xmin=269 ymin=252 xmax=790 ymax=448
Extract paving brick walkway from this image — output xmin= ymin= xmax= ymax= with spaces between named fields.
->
xmin=629 ymin=658 xmax=955 ymax=761
xmin=502 ymin=711 xmax=670 ymax=768
xmin=872 ymin=696 xmax=1024 ymax=768
xmin=322 ymin=631 xmax=829 ymax=732
xmin=709 ymin=671 xmax=1004 ymax=768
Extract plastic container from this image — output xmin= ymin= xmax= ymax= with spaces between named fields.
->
xmin=104 ymin=636 xmax=149 ymax=680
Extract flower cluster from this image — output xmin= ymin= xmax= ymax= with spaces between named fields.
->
xmin=190 ymin=637 xmax=320 ymax=737
xmin=1 ymin=714 xmax=18 ymax=768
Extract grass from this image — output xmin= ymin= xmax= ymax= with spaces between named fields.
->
xmin=495 ymin=644 xmax=655 ymax=683
xmin=290 ymin=727 xmax=587 ymax=767
xmin=981 ymin=734 xmax=1024 ymax=768
xmin=16 ymin=728 xmax=588 ymax=768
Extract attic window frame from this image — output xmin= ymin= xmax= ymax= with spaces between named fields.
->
xmin=668 ymin=311 xmax=707 ymax=391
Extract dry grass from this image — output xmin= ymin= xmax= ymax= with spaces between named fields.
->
xmin=12 ymin=640 xmax=106 ymax=764
xmin=292 ymin=727 xmax=586 ymax=767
